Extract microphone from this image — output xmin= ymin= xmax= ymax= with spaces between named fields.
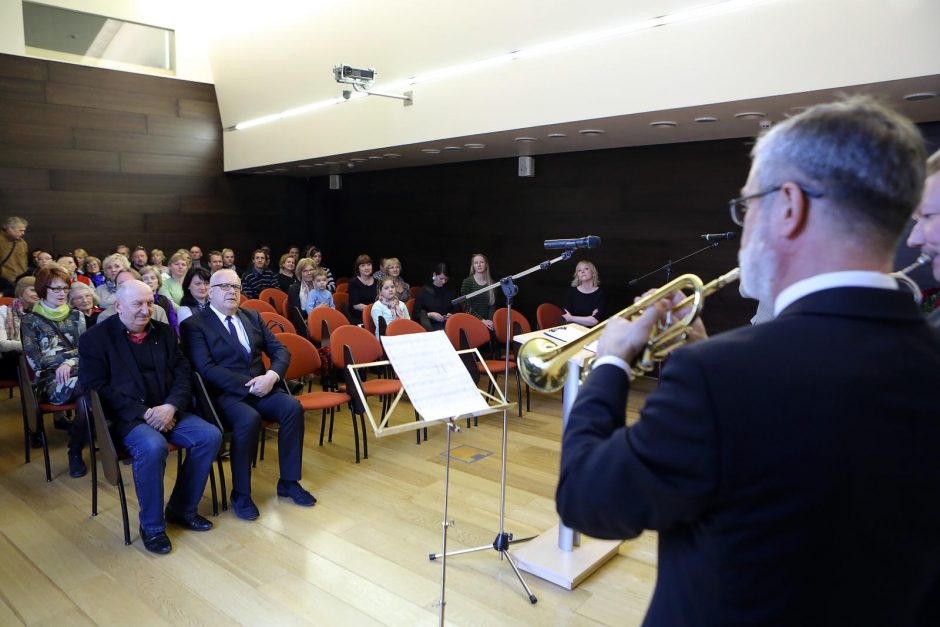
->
xmin=700 ymin=232 xmax=736 ymax=241
xmin=544 ymin=235 xmax=601 ymax=250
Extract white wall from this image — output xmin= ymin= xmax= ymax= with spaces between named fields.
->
xmin=212 ymin=0 xmax=940 ymax=171
xmin=0 ymin=0 xmax=214 ymax=83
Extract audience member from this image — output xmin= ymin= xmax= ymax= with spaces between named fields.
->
xmin=130 ymin=246 xmax=149 ymax=273
xmin=306 ymin=246 xmax=335 ymax=292
xmin=241 ymin=249 xmax=279 ymax=299
xmin=189 ymin=245 xmax=204 ymax=268
xmin=288 ymin=258 xmax=316 ymax=317
xmin=304 ymin=270 xmax=335 ymax=314
xmin=460 ymin=253 xmax=496 ymax=330
xmin=181 ymin=269 xmax=315 ymax=520
xmin=276 ymin=253 xmax=297 ymax=293
xmin=73 ymin=248 xmax=88 ymax=276
xmin=159 ymin=251 xmax=190 ymax=306
xmin=0 ymin=276 xmax=38 ymax=378
xmin=149 ymin=248 xmax=167 ymax=275
xmin=382 ymin=257 xmax=410 ymax=302
xmin=371 ymin=277 xmax=409 ymax=336
xmin=347 ymin=254 xmax=377 ymax=313
xmin=177 ymin=266 xmax=212 ymax=324
xmin=206 ymin=250 xmax=224 ymax=275
xmin=561 ymin=260 xmax=606 ymax=327
xmin=0 ymin=216 xmax=29 ymax=294
xmin=69 ymin=282 xmax=101 ymax=328
xmin=84 ymin=256 xmax=104 ymax=287
xmin=57 ymin=254 xmax=91 ymax=286
xmin=414 ymin=263 xmax=455 ymax=331
xmin=95 ymin=253 xmax=130 ymax=309
xmin=98 ymin=269 xmax=169 ymax=325
xmin=141 ymin=265 xmax=179 ymax=335
xmin=222 ymin=248 xmax=235 ymax=270
xmin=79 ymin=279 xmax=221 ymax=555
xmin=115 ymin=244 xmax=130 ymax=259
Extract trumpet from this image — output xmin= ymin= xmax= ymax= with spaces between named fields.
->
xmin=519 ymin=268 xmax=741 ymax=393
xmin=892 ymin=253 xmax=931 ymax=305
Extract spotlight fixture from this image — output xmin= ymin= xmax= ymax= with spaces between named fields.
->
xmin=578 ymin=129 xmax=605 ymax=136
xmin=734 ymin=111 xmax=766 ymax=119
xmin=904 ymin=92 xmax=937 ymax=102
xmin=649 ymin=121 xmax=678 ymax=128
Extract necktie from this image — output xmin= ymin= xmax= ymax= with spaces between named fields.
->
xmin=225 ymin=315 xmax=248 ymax=354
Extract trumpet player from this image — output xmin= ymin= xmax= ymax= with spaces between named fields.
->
xmin=556 ymin=97 xmax=940 ymax=627
xmin=906 ymin=148 xmax=940 ymax=328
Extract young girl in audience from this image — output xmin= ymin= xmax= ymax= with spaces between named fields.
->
xmin=348 ymin=254 xmax=377 ymax=313
xmin=460 ymin=253 xmax=496 ymax=330
xmin=141 ymin=265 xmax=180 ymax=335
xmin=371 ymin=277 xmax=409 ymax=337
xmin=304 ymin=270 xmax=335 ymax=313
xmin=84 ymin=256 xmax=104 ymax=287
xmin=177 ymin=266 xmax=211 ymax=324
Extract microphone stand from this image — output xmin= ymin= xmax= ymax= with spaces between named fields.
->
xmin=628 ymin=241 xmax=724 ymax=287
xmin=435 ymin=249 xmax=575 ymax=605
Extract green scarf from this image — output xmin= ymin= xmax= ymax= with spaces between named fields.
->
xmin=33 ymin=300 xmax=70 ymax=321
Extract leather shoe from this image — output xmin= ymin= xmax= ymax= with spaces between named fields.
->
xmin=230 ymin=491 xmax=260 ymax=520
xmin=165 ymin=509 xmax=213 ymax=531
xmin=139 ymin=527 xmax=172 ymax=554
xmin=29 ymin=433 xmax=43 ymax=449
xmin=68 ymin=452 xmax=87 ymax=478
xmin=277 ymin=480 xmax=316 ymax=506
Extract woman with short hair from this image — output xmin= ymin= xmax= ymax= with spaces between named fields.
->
xmin=414 ymin=263 xmax=456 ymax=331
xmin=0 ymin=276 xmax=38 ymax=378
xmin=141 ymin=265 xmax=179 ymax=334
xmin=276 ymin=253 xmax=298 ymax=293
xmin=83 ymin=256 xmax=104 ymax=287
xmin=149 ymin=248 xmax=167 ymax=276
xmin=177 ymin=266 xmax=212 ymax=324
xmin=95 ymin=253 xmax=130 ymax=309
xmin=68 ymin=281 xmax=101 ymax=328
xmin=381 ymin=257 xmax=410 ymax=302
xmin=158 ymin=251 xmax=190 ymax=306
xmin=305 ymin=246 xmax=335 ymax=293
xmin=347 ymin=254 xmax=377 ymax=313
xmin=21 ymin=266 xmax=88 ymax=477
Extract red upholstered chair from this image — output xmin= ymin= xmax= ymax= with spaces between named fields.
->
xmin=19 ymin=355 xmax=77 ymax=481
xmin=332 ymin=292 xmax=349 ymax=317
xmin=259 ymin=288 xmax=288 ymax=315
xmin=385 ymin=319 xmax=426 ymax=336
xmin=536 ymin=302 xmax=565 ymax=330
xmin=331 ymin=325 xmax=404 ymax=462
xmin=0 ymin=296 xmax=14 ymax=307
xmin=240 ymin=299 xmax=277 ymax=314
xmin=362 ymin=302 xmax=376 ymax=334
xmin=492 ymin=307 xmax=532 ymax=413
xmin=445 ymin=313 xmax=522 ymax=417
xmin=307 ymin=307 xmax=352 ymax=392
xmin=409 ymin=286 xmax=421 ymax=300
xmin=260 ymin=311 xmax=296 ymax=334
xmin=335 ymin=283 xmax=349 ymax=294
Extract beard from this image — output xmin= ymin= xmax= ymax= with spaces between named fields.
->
xmin=738 ymin=214 xmax=777 ymax=304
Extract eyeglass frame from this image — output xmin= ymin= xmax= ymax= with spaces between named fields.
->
xmin=210 ymin=282 xmax=242 ymax=293
xmin=729 ymin=184 xmax=823 ymax=227
xmin=46 ymin=285 xmax=70 ymax=293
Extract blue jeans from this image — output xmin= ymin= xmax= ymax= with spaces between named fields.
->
xmin=122 ymin=413 xmax=222 ymax=532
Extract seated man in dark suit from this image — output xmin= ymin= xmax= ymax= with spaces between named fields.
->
xmin=78 ymin=280 xmax=222 ymax=555
xmin=556 ymin=97 xmax=940 ymax=626
xmin=180 ymin=269 xmax=314 ymax=520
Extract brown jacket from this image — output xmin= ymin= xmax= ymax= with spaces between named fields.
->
xmin=0 ymin=233 xmax=27 ymax=288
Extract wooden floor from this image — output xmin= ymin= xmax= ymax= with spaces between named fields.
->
xmin=0 ymin=379 xmax=658 ymax=626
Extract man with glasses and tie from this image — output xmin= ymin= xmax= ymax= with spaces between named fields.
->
xmin=180 ymin=269 xmax=314 ymax=520
xmin=556 ymin=97 xmax=940 ymax=626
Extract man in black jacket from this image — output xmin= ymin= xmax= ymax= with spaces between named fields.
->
xmin=556 ymin=97 xmax=940 ymax=626
xmin=79 ymin=280 xmax=221 ymax=554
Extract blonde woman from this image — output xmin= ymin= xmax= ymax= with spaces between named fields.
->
xmin=149 ymin=248 xmax=167 ymax=275
xmin=68 ymin=281 xmax=101 ymax=328
xmin=562 ymin=260 xmax=606 ymax=327
xmin=95 ymin=253 xmax=130 ymax=309
xmin=158 ymin=251 xmax=190 ymax=306
xmin=141 ymin=265 xmax=180 ymax=334
xmin=459 ymin=253 xmax=495 ymax=330
xmin=0 ymin=276 xmax=38 ymax=378
xmin=382 ymin=257 xmax=410 ymax=302
xmin=287 ymin=257 xmax=318 ymax=316
xmin=84 ymin=255 xmax=104 ymax=286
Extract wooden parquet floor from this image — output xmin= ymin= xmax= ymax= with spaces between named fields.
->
xmin=0 ymin=378 xmax=658 ymax=626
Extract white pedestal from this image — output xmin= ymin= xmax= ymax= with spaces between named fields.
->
xmin=513 ymin=523 xmax=622 ymax=590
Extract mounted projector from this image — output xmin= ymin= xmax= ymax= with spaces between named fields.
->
xmin=332 ymin=63 xmax=413 ymax=106
xmin=333 ymin=64 xmax=376 ymax=88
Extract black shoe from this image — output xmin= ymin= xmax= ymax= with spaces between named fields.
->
xmin=230 ymin=491 xmax=260 ymax=520
xmin=139 ymin=527 xmax=172 ymax=554
xmin=52 ymin=412 xmax=72 ymax=431
xmin=165 ymin=509 xmax=213 ymax=531
xmin=288 ymin=380 xmax=304 ymax=395
xmin=277 ymin=480 xmax=316 ymax=506
xmin=29 ymin=433 xmax=43 ymax=449
xmin=68 ymin=452 xmax=87 ymax=478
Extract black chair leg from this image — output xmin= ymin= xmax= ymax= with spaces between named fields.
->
xmin=40 ymin=424 xmax=52 ymax=482
xmin=360 ymin=413 xmax=368 ymax=460
xmin=217 ymin=457 xmax=228 ymax=511
xmin=319 ymin=409 xmax=327 ymax=446
xmin=116 ymin=479 xmax=131 ymax=546
xmin=88 ymin=412 xmax=98 ymax=516
xmin=352 ymin=412 xmax=361 ymax=463
xmin=208 ymin=466 xmax=219 ymax=516
xmin=515 ymin=369 xmax=523 ymax=417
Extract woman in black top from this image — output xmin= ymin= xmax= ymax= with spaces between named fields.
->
xmin=276 ymin=253 xmax=298 ymax=293
xmin=562 ymin=260 xmax=606 ymax=327
xmin=414 ymin=262 xmax=456 ymax=331
xmin=347 ymin=253 xmax=377 ymax=313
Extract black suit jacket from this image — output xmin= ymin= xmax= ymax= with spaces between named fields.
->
xmin=78 ymin=315 xmax=192 ymax=440
xmin=180 ymin=306 xmax=290 ymax=409
xmin=557 ymin=287 xmax=940 ymax=627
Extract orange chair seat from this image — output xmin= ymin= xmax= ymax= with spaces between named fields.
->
xmin=39 ymin=402 xmax=76 ymax=412
xmin=361 ymin=379 xmax=402 ymax=396
xmin=297 ymin=391 xmax=351 ymax=411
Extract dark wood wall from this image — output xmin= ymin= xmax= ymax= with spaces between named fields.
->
xmin=0 ymin=53 xmax=309 ymax=266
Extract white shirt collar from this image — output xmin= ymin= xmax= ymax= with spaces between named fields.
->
xmin=773 ymin=271 xmax=898 ymax=317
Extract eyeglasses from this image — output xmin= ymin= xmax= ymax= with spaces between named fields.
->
xmin=728 ymin=185 xmax=823 ymax=226
xmin=47 ymin=286 xmax=70 ymax=293
xmin=211 ymin=283 xmax=242 ymax=292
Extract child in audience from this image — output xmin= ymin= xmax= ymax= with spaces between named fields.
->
xmin=304 ymin=270 xmax=335 ymax=313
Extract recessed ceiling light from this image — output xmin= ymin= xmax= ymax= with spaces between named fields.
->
xmin=367 ymin=155 xmax=383 ymax=160
xmin=649 ymin=121 xmax=678 ymax=128
xmin=443 ymin=146 xmax=462 ymax=151
xmin=464 ymin=143 xmax=485 ymax=149
xmin=383 ymin=153 xmax=402 ymax=158
xmin=421 ymin=148 xmax=441 ymax=154
xmin=578 ymin=129 xmax=605 ymax=136
xmin=323 ymin=161 xmax=339 ymax=165
xmin=547 ymin=133 xmax=567 ymax=138
xmin=349 ymin=158 xmax=367 ymax=162
xmin=904 ymin=92 xmax=937 ymax=102
xmin=694 ymin=116 xmax=718 ymax=123
xmin=515 ymin=136 xmax=538 ymax=142
xmin=298 ymin=164 xmax=315 ymax=168
xmin=313 ymin=163 xmax=325 ymax=167
xmin=272 ymin=168 xmax=288 ymax=172
xmin=734 ymin=112 xmax=766 ymax=120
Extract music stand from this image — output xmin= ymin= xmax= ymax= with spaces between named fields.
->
xmin=346 ymin=331 xmax=513 ymax=626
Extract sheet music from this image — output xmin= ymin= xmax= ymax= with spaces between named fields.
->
xmin=381 ymin=331 xmax=490 ymax=421
xmin=543 ymin=325 xmax=588 ymax=343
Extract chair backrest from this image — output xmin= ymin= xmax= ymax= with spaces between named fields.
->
xmin=336 ymin=277 xmax=350 ymax=286
xmin=332 ymin=292 xmax=349 ymax=312
xmin=308 ymin=307 xmax=350 ymax=344
xmin=493 ymin=308 xmax=533 ymax=343
xmin=335 ymin=283 xmax=349 ymax=294
xmin=362 ymin=302 xmax=375 ymax=334
xmin=240 ymin=299 xmax=277 ymax=314
xmin=259 ymin=288 xmax=288 ymax=315
xmin=87 ymin=391 xmax=122 ymax=486
xmin=405 ymin=298 xmax=415 ymax=317
xmin=444 ymin=313 xmax=490 ymax=350
xmin=18 ymin=354 xmax=40 ymax=432
xmin=287 ymin=305 xmax=309 ymax=337
xmin=536 ymin=302 xmax=565 ymax=330
xmin=239 ymin=292 xmax=248 ymax=305
xmin=0 ymin=296 xmax=14 ymax=307
xmin=331 ymin=325 xmax=383 ymax=369
xmin=276 ymin=333 xmax=322 ymax=380
xmin=386 ymin=319 xmax=426 ymax=336
xmin=261 ymin=311 xmax=296 ymax=334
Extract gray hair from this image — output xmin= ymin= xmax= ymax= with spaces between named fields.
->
xmin=752 ymin=95 xmax=926 ymax=251
xmin=3 ymin=216 xmax=27 ymax=229
xmin=102 ymin=253 xmax=130 ymax=271
xmin=69 ymin=282 xmax=99 ymax=305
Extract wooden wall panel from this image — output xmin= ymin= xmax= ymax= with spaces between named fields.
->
xmin=0 ymin=53 xmax=309 ymax=268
